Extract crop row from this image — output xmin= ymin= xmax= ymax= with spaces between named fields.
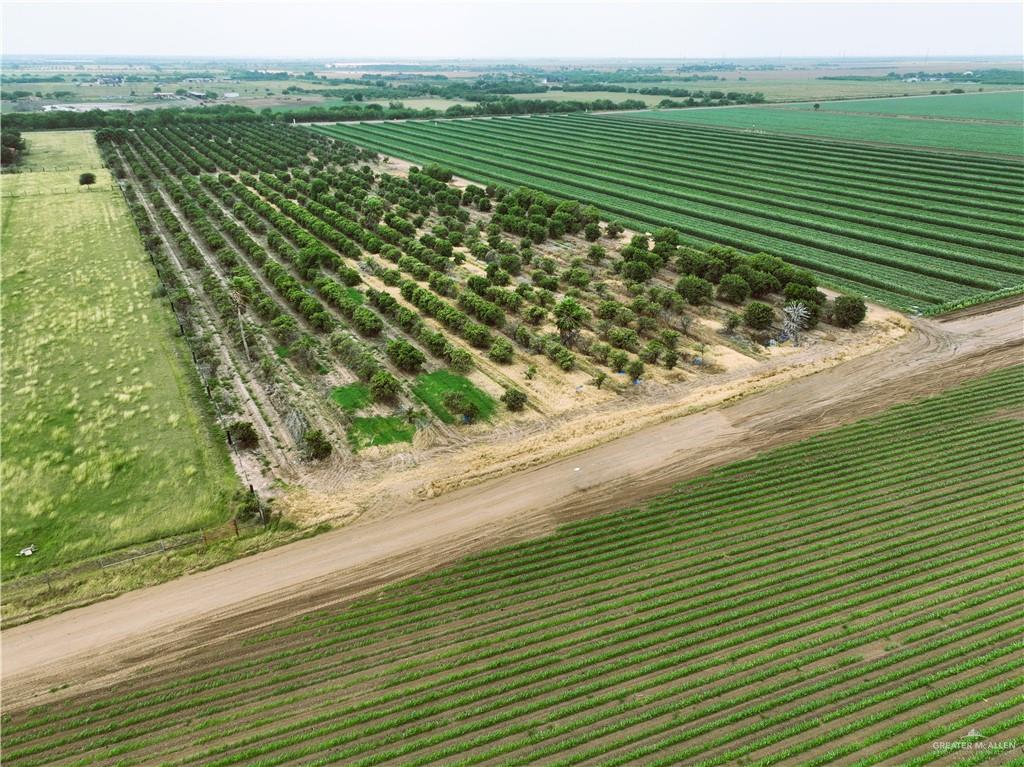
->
xmin=364 ymin=120 xmax=1020 ymax=287
xmin=436 ymin=116 xmax=1024 ymax=263
xmin=601 ymin=113 xmax=1024 ymax=199
xmin=318 ymin=124 xmax=976 ymax=309
xmin=4 ymin=366 xmax=1021 ymax=766
xmin=14 ymin=364 xmax=1015 ymax=729
xmin=14 ymin=365 xmax=1015 ymax=735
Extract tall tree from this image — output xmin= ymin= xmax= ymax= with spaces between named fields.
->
xmin=553 ymin=297 xmax=589 ymax=346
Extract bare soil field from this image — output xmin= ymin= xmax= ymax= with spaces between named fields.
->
xmin=1 ymin=299 xmax=1019 ymax=710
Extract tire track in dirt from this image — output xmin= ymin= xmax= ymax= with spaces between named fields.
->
xmin=1 ymin=302 xmax=1020 ymax=708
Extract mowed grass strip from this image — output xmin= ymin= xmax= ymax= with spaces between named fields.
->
xmin=330 ymin=383 xmax=371 ymax=413
xmin=346 ymin=416 xmax=415 ymax=451
xmin=2 ymin=366 xmax=1021 ymax=767
xmin=0 ymin=131 xmax=237 ymax=578
xmin=411 ymin=370 xmax=496 ymax=424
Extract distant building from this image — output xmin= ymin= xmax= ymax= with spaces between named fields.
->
xmin=43 ymin=104 xmax=79 ymax=112
xmin=223 ymin=92 xmax=240 ymax=98
xmin=186 ymin=91 xmax=207 ymax=99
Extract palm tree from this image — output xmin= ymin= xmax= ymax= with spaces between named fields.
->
xmin=553 ymin=297 xmax=589 ymax=346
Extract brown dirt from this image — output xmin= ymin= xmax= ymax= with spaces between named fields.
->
xmin=1 ymin=301 xmax=1019 ymax=709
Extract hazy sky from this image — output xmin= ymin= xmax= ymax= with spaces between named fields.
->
xmin=3 ymin=1 xmax=1022 ymax=60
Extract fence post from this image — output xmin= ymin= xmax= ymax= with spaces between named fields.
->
xmin=233 ymin=519 xmax=239 ymax=538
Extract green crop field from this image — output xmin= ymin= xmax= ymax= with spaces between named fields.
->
xmin=4 ymin=364 xmax=1020 ymax=765
xmin=782 ymin=90 xmax=1024 ymax=122
xmin=0 ymin=131 xmax=237 ymax=577
xmin=629 ymin=103 xmax=1024 ymax=155
xmin=316 ymin=115 xmax=1024 ymax=312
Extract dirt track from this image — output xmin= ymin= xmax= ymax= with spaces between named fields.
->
xmin=1 ymin=302 xmax=1021 ymax=709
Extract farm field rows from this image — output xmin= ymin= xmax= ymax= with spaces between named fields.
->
xmin=0 ymin=132 xmax=238 ymax=576
xmin=625 ymin=102 xmax=1024 ymax=154
xmin=5 ymin=113 xmax=892 ymax=619
xmin=702 ymin=78 xmax=1020 ymax=102
xmin=779 ymin=90 xmax=1024 ymax=122
xmin=3 ymin=364 xmax=1021 ymax=766
xmin=317 ymin=114 xmax=1024 ymax=312
xmin=102 ymin=119 xmax=869 ymax=478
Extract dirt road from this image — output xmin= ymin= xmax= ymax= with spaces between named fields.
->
xmin=2 ymin=302 xmax=1021 ymax=708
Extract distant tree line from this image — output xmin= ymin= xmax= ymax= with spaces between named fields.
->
xmin=820 ymin=69 xmax=1023 ymax=85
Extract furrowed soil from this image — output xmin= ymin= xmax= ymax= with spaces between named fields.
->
xmin=1 ymin=299 xmax=1019 ymax=711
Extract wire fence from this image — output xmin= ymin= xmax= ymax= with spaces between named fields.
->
xmin=0 ymin=185 xmax=117 ymax=198
xmin=4 ymin=519 xmax=261 ymax=598
xmin=2 ymin=164 xmax=106 ymax=173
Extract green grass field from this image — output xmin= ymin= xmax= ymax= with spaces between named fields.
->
xmin=782 ymin=90 xmax=1024 ymax=122
xmin=319 ymin=116 xmax=1024 ymax=312
xmin=329 ymin=382 xmax=371 ymax=413
xmin=511 ymin=90 xmax=668 ymax=106
xmin=346 ymin=415 xmax=415 ymax=451
xmin=412 ymin=370 xmax=496 ymax=424
xmin=631 ymin=103 xmax=1024 ymax=155
xmin=4 ymin=365 xmax=1020 ymax=764
xmin=265 ymin=96 xmax=466 ymax=114
xmin=0 ymin=131 xmax=237 ymax=577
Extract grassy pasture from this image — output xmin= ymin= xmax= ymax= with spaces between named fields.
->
xmin=267 ymin=96 xmax=466 ymax=113
xmin=512 ymin=90 xmax=668 ymax=106
xmin=714 ymin=78 xmax=1014 ymax=102
xmin=412 ymin=370 xmax=496 ymax=424
xmin=0 ymin=131 xmax=237 ymax=577
xmin=4 ymin=365 xmax=1020 ymax=764
xmin=632 ymin=103 xmax=1024 ymax=155
xmin=783 ymin=90 xmax=1024 ymax=121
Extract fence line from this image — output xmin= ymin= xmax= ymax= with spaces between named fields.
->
xmin=1 ymin=185 xmax=117 ymax=198
xmin=5 ymin=519 xmax=254 ymax=596
xmin=2 ymin=163 xmax=109 ymax=173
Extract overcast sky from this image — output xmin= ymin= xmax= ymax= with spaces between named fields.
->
xmin=3 ymin=1 xmax=1022 ymax=60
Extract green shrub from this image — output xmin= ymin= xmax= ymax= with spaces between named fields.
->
xmin=744 ymin=301 xmax=774 ymax=330
xmin=369 ymin=370 xmax=402 ymax=403
xmin=501 ymin=387 xmax=528 ymax=411
xmin=717 ymin=273 xmax=751 ymax=304
xmin=489 ymin=337 xmax=515 ymax=363
xmin=784 ymin=282 xmax=826 ymax=306
xmin=228 ymin=421 xmax=258 ymax=450
xmin=676 ymin=274 xmax=714 ymax=305
xmin=833 ymin=295 xmax=868 ymax=327
xmin=304 ymin=429 xmax=332 ymax=461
